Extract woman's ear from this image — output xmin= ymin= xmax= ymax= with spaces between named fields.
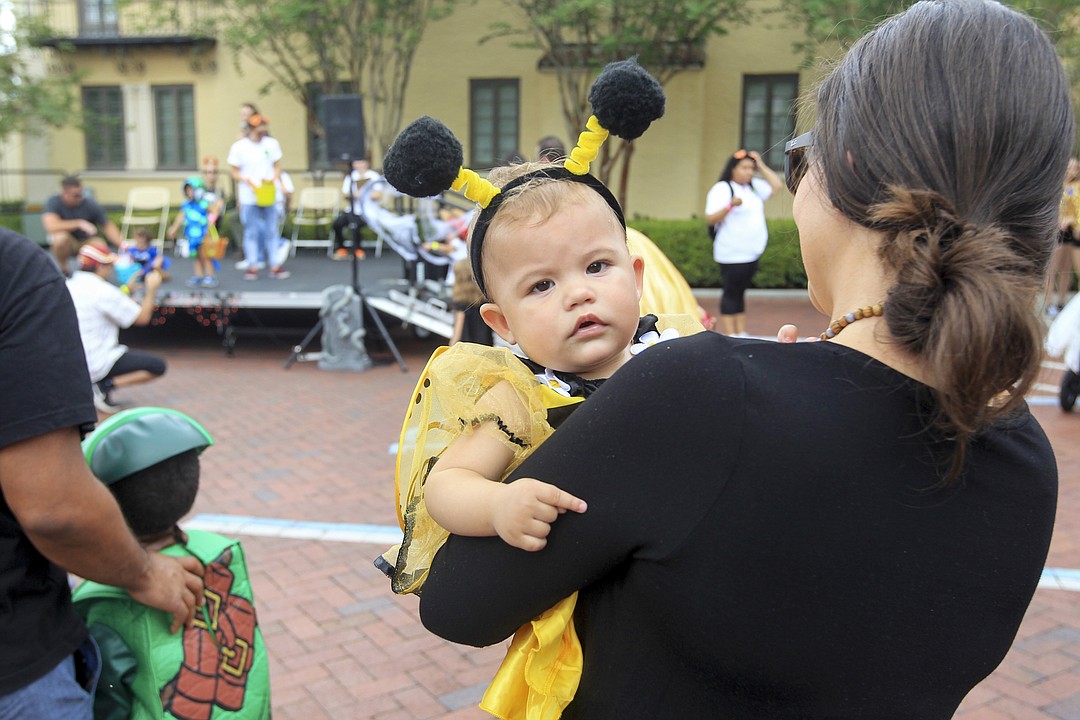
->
xmin=480 ymin=302 xmax=516 ymax=346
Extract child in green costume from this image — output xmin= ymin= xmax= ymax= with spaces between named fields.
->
xmin=74 ymin=408 xmax=271 ymax=720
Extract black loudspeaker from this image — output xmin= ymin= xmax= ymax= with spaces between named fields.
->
xmin=322 ymin=94 xmax=366 ymax=162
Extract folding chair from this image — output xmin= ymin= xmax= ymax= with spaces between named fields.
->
xmin=119 ymin=187 xmax=170 ymax=252
xmin=290 ymin=186 xmax=340 ymax=257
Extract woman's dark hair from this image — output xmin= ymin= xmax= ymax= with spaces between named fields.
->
xmin=718 ymin=152 xmax=755 ymax=184
xmin=108 ymin=449 xmax=200 ymax=540
xmin=811 ymin=0 xmax=1075 ymax=479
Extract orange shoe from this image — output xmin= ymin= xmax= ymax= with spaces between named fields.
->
xmin=334 ymin=248 xmax=348 ymax=260
xmin=354 ymin=248 xmax=366 ymax=259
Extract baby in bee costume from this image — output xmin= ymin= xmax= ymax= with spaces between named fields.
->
xmin=376 ymin=59 xmax=702 ymax=720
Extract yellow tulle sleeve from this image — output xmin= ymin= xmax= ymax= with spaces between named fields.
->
xmin=385 ymin=343 xmax=581 ymax=595
xmin=627 ymin=227 xmax=704 ymax=320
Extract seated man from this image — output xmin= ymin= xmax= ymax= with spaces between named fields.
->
xmin=332 ymin=157 xmax=380 ymax=259
xmin=66 ymin=241 xmax=167 ymax=413
xmin=42 ymin=176 xmax=123 ymax=273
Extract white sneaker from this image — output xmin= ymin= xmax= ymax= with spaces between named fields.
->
xmin=234 ymin=259 xmax=250 ymax=270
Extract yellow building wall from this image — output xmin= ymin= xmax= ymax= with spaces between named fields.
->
xmin=34 ymin=0 xmax=810 ymax=219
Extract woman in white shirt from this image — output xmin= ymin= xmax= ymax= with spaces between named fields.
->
xmin=705 ymin=150 xmax=783 ymax=336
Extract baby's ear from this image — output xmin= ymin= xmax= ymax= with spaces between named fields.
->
xmin=479 ymin=302 xmax=515 ymax=346
xmin=632 ymin=254 xmax=645 ymax=301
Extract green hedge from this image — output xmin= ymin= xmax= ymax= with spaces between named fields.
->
xmin=0 ymin=208 xmax=807 ymax=289
xmin=0 ymin=213 xmax=21 ymax=234
xmin=628 ymin=217 xmax=807 ymax=289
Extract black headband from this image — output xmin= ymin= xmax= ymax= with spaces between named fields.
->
xmin=470 ymin=166 xmax=626 ymax=298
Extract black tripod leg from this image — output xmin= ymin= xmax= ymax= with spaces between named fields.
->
xmin=284 ymin=318 xmax=324 ymax=369
xmin=360 ymin=292 xmax=408 ymax=372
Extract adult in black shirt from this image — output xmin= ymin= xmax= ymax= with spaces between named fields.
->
xmin=417 ymin=2 xmax=1068 ymax=716
xmin=42 ymin=175 xmax=123 ymax=271
xmin=0 ymin=230 xmax=203 ymax=715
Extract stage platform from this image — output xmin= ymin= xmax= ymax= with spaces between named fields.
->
xmin=151 ymin=249 xmax=455 ymax=354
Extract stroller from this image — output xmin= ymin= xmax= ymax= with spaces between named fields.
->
xmin=1045 ymin=293 xmax=1080 ymax=411
xmin=357 ymin=177 xmax=457 ymax=339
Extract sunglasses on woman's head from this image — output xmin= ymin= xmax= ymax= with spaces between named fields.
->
xmin=733 ymin=149 xmax=749 ymax=160
xmin=784 ymin=131 xmax=813 ymax=194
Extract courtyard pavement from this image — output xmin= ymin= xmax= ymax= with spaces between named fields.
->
xmin=110 ymin=291 xmax=1080 ymax=720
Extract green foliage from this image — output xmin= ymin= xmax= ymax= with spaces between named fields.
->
xmin=628 ymin=217 xmax=806 ymax=289
xmin=0 ymin=11 xmax=79 ymax=144
xmin=783 ymin=0 xmax=1080 ymax=127
xmin=0 ymin=212 xmax=22 ymax=233
xmin=184 ymin=0 xmax=461 ymax=163
xmin=490 ymin=0 xmax=753 ymax=210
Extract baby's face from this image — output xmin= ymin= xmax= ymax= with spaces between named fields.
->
xmin=480 ymin=193 xmax=643 ymax=380
xmin=135 ymin=237 xmax=150 ymax=249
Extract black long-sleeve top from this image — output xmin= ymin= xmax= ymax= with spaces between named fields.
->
xmin=420 ymin=332 xmax=1057 ymax=718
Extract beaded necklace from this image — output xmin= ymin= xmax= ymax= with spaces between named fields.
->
xmin=820 ymin=303 xmax=885 ymax=341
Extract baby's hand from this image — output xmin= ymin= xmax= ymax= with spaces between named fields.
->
xmin=493 ymin=478 xmax=587 ymax=552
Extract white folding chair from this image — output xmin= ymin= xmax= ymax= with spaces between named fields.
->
xmin=290 ymin=186 xmax=340 ymax=257
xmin=119 ymin=187 xmax=170 ymax=252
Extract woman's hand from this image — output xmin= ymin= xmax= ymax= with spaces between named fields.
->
xmin=730 ymin=197 xmax=744 ymax=207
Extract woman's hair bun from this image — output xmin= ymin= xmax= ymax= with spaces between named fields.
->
xmin=588 ymin=58 xmax=665 ymax=141
xmin=383 ymin=116 xmax=463 ymax=197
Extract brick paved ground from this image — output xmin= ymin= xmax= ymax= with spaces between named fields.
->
xmin=112 ymin=292 xmax=1080 ymax=719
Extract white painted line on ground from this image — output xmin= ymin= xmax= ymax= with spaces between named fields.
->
xmin=187 ymin=514 xmax=403 ymax=545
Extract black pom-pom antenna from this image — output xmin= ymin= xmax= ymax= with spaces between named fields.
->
xmin=383 ymin=116 xmax=463 ymax=197
xmin=588 ymin=58 xmax=665 ymax=141
xmin=382 ymin=59 xmax=664 ymax=201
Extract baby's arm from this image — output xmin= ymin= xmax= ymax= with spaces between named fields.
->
xmin=425 ymin=420 xmax=587 ymax=553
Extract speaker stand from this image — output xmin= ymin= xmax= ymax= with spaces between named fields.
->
xmin=285 ymin=159 xmax=407 ymax=372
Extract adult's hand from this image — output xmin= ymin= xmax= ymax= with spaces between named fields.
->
xmin=730 ymin=197 xmax=744 ymax=207
xmin=78 ymin=219 xmax=99 ymax=237
xmin=127 ymin=553 xmax=205 ymax=633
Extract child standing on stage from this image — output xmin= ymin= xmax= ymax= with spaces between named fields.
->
xmin=167 ymin=176 xmax=218 ymax=288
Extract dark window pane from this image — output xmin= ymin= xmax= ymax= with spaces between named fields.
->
xmin=741 ymin=74 xmax=799 ymax=170
xmin=470 ymin=79 xmax=519 ymax=168
xmin=80 ymin=0 xmax=118 ymax=35
xmin=83 ymin=86 xmax=125 ymax=169
xmin=154 ymin=86 xmax=196 ymax=169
